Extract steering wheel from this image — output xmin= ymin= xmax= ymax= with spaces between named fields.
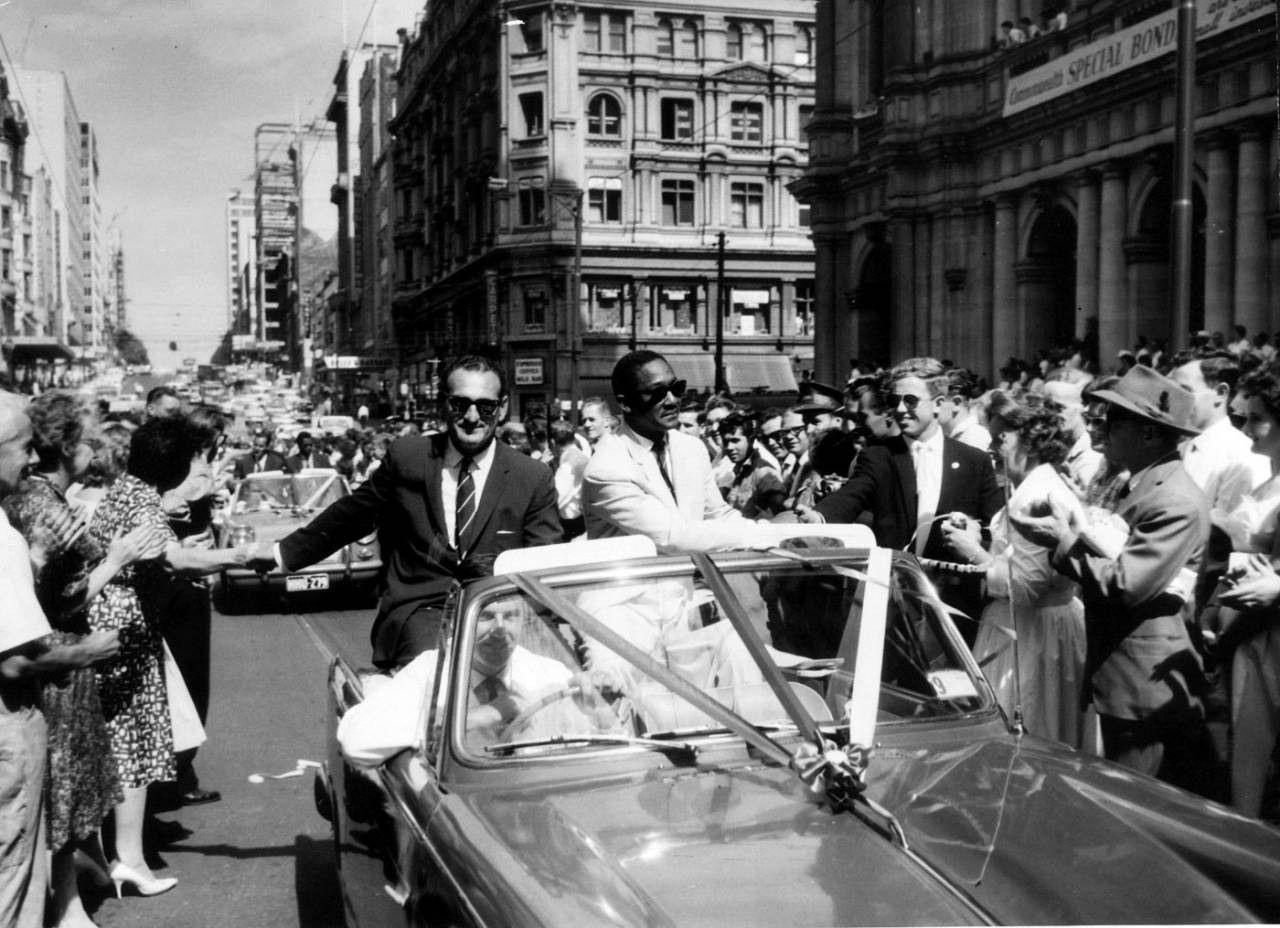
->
xmin=501 ymin=684 xmax=582 ymax=739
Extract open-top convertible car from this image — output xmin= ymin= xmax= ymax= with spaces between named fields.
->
xmin=317 ymin=530 xmax=1280 ymax=927
xmin=217 ymin=469 xmax=381 ymax=602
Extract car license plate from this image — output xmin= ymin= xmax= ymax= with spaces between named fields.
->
xmin=285 ymin=574 xmax=329 ymax=593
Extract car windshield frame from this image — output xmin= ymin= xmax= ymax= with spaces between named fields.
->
xmin=233 ymin=472 xmax=348 ymax=513
xmin=425 ymin=548 xmax=995 ymax=780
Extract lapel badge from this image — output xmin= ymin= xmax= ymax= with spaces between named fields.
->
xmin=950 ymin=461 xmax=959 ymax=469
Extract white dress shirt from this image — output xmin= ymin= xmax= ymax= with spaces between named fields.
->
xmin=441 ymin=438 xmax=498 ymax=546
xmin=951 ymin=414 xmax=993 ymax=452
xmin=1181 ymin=416 xmax=1271 ymax=517
xmin=911 ymin=426 xmax=944 ymax=555
xmin=1065 ymin=432 xmax=1102 ymax=489
xmin=0 ymin=508 xmax=52 ymax=654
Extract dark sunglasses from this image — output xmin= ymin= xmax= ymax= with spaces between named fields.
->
xmin=630 ymin=378 xmax=687 ymax=408
xmin=778 ymin=425 xmax=806 ymax=438
xmin=1086 ymin=415 xmax=1108 ymax=430
xmin=444 ymin=395 xmax=502 ymax=421
xmin=883 ymin=393 xmax=927 ymax=411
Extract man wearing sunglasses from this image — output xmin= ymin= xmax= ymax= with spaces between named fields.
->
xmin=788 ymin=357 xmax=1001 ymax=635
xmin=583 ymin=350 xmax=768 ymax=552
xmin=267 ymin=354 xmax=562 ymax=669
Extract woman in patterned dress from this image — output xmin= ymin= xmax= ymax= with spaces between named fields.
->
xmin=2 ymin=392 xmax=166 ymax=928
xmin=88 ymin=418 xmax=247 ymax=897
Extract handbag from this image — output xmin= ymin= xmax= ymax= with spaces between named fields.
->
xmin=162 ymin=641 xmax=207 ymax=753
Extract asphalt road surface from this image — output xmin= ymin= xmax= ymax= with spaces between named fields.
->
xmin=90 ymin=596 xmax=375 ymax=928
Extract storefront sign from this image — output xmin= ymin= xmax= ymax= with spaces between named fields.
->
xmin=486 ymin=270 xmax=500 ymax=344
xmin=514 ymin=357 xmax=544 ymax=385
xmin=1004 ymin=0 xmax=1274 ymax=116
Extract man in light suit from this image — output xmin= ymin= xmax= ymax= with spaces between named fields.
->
xmin=233 ymin=431 xmax=288 ymax=479
xmin=792 ymin=357 xmax=1002 ymax=634
xmin=583 ymin=350 xmax=768 ymax=553
xmin=265 ymin=355 xmax=562 ymax=669
xmin=1012 ymin=364 xmax=1211 ymax=793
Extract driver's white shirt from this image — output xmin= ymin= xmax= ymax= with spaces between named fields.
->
xmin=337 ymin=645 xmax=574 ymax=767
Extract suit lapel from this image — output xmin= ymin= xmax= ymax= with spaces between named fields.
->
xmin=469 ymin=441 xmax=514 ymax=540
xmin=632 ymin=433 xmax=676 ymax=507
xmin=424 ymin=433 xmax=448 ymax=532
xmin=889 ymin=440 xmax=916 ymax=525
xmin=936 ymin=438 xmax=957 ymax=515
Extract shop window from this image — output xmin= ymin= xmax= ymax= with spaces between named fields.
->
xmin=650 ymin=284 xmax=697 ymax=332
xmin=732 ymin=287 xmax=772 ymax=334
xmin=661 ymin=179 xmax=695 ymax=226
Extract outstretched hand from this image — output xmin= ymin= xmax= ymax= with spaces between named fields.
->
xmin=1008 ymin=494 xmax=1076 ymax=552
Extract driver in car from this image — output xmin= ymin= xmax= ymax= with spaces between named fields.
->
xmin=338 ymin=597 xmax=614 ymax=766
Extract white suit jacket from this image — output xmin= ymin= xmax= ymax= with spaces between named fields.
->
xmin=583 ymin=422 xmax=759 ymax=553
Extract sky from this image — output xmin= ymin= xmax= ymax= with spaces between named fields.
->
xmin=0 ymin=0 xmax=420 ymax=372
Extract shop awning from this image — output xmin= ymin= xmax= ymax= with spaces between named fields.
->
xmin=666 ymin=354 xmax=716 ymax=393
xmin=6 ymin=336 xmax=75 ymax=362
xmin=726 ymin=355 xmax=797 ymax=393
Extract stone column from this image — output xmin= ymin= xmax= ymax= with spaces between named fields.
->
xmin=1234 ymin=122 xmax=1268 ymax=336
xmin=1073 ymin=170 xmax=1100 ymax=342
xmin=811 ymin=234 xmax=840 ymax=383
xmin=1097 ymin=163 xmax=1128 ymax=368
xmin=971 ymin=202 xmax=994 ymax=379
xmin=991 ymin=194 xmax=1018 ymax=375
xmin=914 ymin=214 xmax=932 ymax=358
xmin=1126 ymin=237 xmax=1170 ymax=345
xmin=890 ymin=213 xmax=916 ymax=362
xmin=930 ymin=212 xmax=947 ymax=358
xmin=1270 ymin=212 xmax=1280 ymax=335
xmin=1203 ymin=130 xmax=1235 ymax=337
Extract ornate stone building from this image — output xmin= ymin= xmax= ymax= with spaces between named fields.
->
xmin=391 ymin=0 xmax=816 ymax=415
xmin=795 ymin=0 xmax=1277 ymax=382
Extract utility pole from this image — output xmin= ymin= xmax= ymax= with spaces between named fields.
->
xmin=1169 ymin=0 xmax=1195 ymax=351
xmin=570 ymin=189 xmax=583 ymax=421
xmin=714 ymin=231 xmax=727 ymax=395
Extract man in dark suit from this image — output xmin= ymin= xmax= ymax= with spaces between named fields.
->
xmin=266 ymin=355 xmax=562 ymax=669
xmin=233 ymin=431 xmax=288 ymax=478
xmin=1012 ymin=364 xmax=1211 ymax=793
xmin=283 ymin=431 xmax=329 ymax=473
xmin=790 ymin=357 xmax=1002 ymax=633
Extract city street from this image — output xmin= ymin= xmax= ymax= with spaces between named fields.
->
xmin=89 ymin=598 xmax=374 ymax=928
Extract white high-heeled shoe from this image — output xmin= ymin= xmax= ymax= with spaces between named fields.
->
xmin=108 ymin=861 xmax=178 ymax=898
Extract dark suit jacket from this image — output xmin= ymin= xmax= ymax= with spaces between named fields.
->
xmin=815 ymin=435 xmax=1002 ymax=559
xmin=233 ymin=451 xmax=289 ymax=479
xmin=278 ymin=433 xmax=561 ymax=665
xmin=284 ymin=451 xmax=330 ymax=473
xmin=1052 ymin=455 xmax=1208 ymax=722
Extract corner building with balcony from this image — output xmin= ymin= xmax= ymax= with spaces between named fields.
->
xmin=794 ymin=0 xmax=1278 ymax=383
xmin=391 ymin=0 xmax=816 ymax=415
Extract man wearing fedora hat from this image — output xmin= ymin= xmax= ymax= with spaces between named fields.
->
xmin=1012 ymin=364 xmax=1212 ymax=791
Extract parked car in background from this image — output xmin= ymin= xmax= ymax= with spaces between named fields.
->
xmin=317 ymin=532 xmax=1280 ymax=927
xmin=315 ymin=414 xmax=358 ymax=437
xmin=217 ymin=469 xmax=380 ymax=606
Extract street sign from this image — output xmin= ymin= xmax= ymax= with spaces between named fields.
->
xmin=514 ymin=357 xmax=544 ymax=385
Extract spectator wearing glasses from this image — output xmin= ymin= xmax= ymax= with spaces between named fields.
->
xmin=791 ymin=357 xmax=1002 ymax=634
xmin=266 ymin=354 xmax=562 ymax=669
xmin=584 ymin=350 xmax=768 ymax=552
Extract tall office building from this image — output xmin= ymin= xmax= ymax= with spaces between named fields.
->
xmin=226 ymin=189 xmax=255 ymax=333
xmin=79 ymin=122 xmax=110 ymax=355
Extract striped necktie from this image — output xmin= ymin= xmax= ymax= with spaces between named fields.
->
xmin=455 ymin=456 xmax=477 ymax=555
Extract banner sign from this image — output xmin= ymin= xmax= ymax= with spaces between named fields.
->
xmin=1003 ymin=0 xmax=1274 ymax=116
xmin=514 ymin=357 xmax=544 ymax=386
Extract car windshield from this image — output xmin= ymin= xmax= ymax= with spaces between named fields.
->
xmin=446 ymin=551 xmax=988 ymax=758
xmin=234 ymin=473 xmax=346 ymax=512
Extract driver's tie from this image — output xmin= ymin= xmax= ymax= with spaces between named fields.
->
xmin=474 ymin=676 xmax=519 ymax=724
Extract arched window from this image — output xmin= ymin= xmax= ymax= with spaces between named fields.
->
xmin=656 ymin=18 xmax=675 ymax=56
xmin=794 ymin=25 xmax=813 ymax=66
xmin=586 ymin=93 xmax=622 ymax=136
xmin=677 ymin=19 xmax=698 ymax=58
xmin=726 ymin=22 xmax=743 ymax=59
xmin=747 ymin=24 xmax=768 ymax=62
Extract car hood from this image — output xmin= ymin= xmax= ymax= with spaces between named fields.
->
xmin=443 ymin=730 xmax=1280 ymax=926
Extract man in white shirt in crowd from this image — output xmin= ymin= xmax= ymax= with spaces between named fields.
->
xmin=1042 ymin=367 xmax=1103 ymax=491
xmin=551 ymin=421 xmax=590 ymax=541
xmin=936 ymin=367 xmax=992 ymax=452
xmin=584 ymin=350 xmax=769 ymax=553
xmin=338 ymin=597 xmax=609 ymax=766
xmin=1170 ymin=351 xmax=1270 ymax=605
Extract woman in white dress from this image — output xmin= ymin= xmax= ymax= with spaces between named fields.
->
xmin=944 ymin=392 xmax=1090 ymax=748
